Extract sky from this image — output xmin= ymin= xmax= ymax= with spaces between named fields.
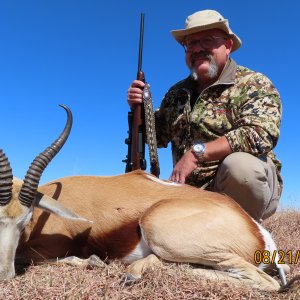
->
xmin=0 ymin=1 xmax=299 ymax=209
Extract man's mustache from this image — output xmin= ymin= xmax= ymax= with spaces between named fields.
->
xmin=191 ymin=52 xmax=212 ymax=65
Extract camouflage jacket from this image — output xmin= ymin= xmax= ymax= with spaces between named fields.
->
xmin=155 ymin=58 xmax=282 ymax=189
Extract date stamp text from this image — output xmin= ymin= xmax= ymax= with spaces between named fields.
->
xmin=254 ymin=250 xmax=300 ymax=265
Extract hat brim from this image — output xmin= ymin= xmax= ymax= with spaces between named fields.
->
xmin=171 ymin=20 xmax=241 ymax=53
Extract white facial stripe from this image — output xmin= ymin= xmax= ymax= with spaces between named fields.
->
xmin=145 ymin=175 xmax=182 ymax=187
xmin=0 ymin=218 xmax=21 ymax=279
xmin=0 ymin=206 xmax=32 ymax=280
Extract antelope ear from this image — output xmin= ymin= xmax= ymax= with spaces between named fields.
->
xmin=34 ymin=192 xmax=92 ymax=223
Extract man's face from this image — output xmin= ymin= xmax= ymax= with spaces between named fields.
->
xmin=184 ymin=29 xmax=233 ymax=83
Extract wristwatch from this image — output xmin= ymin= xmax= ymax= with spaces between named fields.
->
xmin=191 ymin=143 xmax=206 ymax=161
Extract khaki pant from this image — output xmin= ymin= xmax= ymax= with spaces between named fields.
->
xmin=212 ymin=152 xmax=281 ymax=222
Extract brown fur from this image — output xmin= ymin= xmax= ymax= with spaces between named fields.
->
xmin=4 ymin=199 xmax=24 ymax=219
xmin=11 ymin=170 xmax=287 ymax=291
xmin=17 ymin=170 xmax=265 ymax=263
xmin=140 ymin=197 xmax=263 ymax=265
xmin=2 ymin=181 xmax=25 ymax=219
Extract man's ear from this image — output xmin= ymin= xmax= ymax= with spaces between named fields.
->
xmin=225 ymin=38 xmax=234 ymax=54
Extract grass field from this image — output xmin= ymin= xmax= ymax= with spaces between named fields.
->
xmin=0 ymin=210 xmax=299 ymax=300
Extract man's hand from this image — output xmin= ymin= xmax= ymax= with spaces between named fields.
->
xmin=169 ymin=150 xmax=198 ymax=184
xmin=127 ymin=80 xmax=145 ymax=108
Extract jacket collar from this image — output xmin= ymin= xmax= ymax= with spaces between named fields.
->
xmin=186 ymin=58 xmax=237 ymax=89
xmin=215 ymin=58 xmax=237 ymax=85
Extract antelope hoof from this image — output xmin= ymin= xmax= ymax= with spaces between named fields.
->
xmin=86 ymin=255 xmax=105 ymax=268
xmin=122 ymin=273 xmax=140 ymax=286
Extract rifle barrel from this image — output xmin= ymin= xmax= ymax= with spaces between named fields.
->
xmin=137 ymin=13 xmax=145 ymax=76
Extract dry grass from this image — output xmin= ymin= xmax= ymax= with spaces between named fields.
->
xmin=0 ymin=210 xmax=299 ymax=300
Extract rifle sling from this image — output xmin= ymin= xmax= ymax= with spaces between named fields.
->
xmin=142 ymin=83 xmax=160 ymax=177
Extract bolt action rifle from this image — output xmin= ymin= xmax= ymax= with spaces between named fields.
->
xmin=123 ymin=13 xmax=147 ymax=173
xmin=123 ymin=13 xmax=160 ymax=177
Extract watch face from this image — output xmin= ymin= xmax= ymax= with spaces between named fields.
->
xmin=194 ymin=144 xmax=204 ymax=152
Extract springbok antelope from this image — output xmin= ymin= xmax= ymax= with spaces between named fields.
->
xmin=0 ymin=105 xmax=293 ymax=292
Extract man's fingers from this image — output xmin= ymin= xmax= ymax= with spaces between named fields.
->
xmin=131 ymin=80 xmax=145 ymax=89
xmin=178 ymin=174 xmax=186 ymax=184
xmin=169 ymin=172 xmax=176 ymax=182
xmin=128 ymin=93 xmax=143 ymax=100
xmin=169 ymin=171 xmax=185 ymax=183
xmin=128 ymin=87 xmax=143 ymax=95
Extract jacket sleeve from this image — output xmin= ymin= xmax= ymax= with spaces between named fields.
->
xmin=225 ymin=73 xmax=282 ymax=155
xmin=154 ymin=92 xmax=172 ymax=148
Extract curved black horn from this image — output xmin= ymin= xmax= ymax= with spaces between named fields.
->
xmin=0 ymin=149 xmax=13 ymax=206
xmin=18 ymin=105 xmax=72 ymax=207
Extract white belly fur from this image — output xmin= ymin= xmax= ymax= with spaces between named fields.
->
xmin=121 ymin=236 xmax=153 ymax=264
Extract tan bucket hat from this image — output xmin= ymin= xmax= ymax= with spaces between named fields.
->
xmin=171 ymin=10 xmax=242 ymax=53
